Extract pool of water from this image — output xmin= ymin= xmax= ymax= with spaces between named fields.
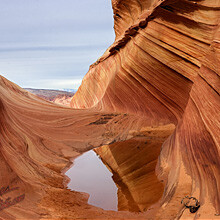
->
xmin=65 ymin=126 xmax=174 ymax=212
xmin=65 ymin=150 xmax=118 ymax=211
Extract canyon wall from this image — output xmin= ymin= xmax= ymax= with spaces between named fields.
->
xmin=0 ymin=0 xmax=219 ymax=219
xmin=0 ymin=76 xmax=150 ymax=219
xmin=71 ymin=0 xmax=220 ymax=219
xmin=94 ymin=124 xmax=174 ymax=213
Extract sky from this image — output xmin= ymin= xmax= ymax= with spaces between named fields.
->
xmin=0 ymin=0 xmax=115 ymax=90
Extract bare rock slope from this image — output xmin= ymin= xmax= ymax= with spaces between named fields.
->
xmin=0 ymin=0 xmax=219 ymax=219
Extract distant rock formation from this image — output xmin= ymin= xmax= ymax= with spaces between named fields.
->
xmin=0 ymin=0 xmax=219 ymax=219
xmin=25 ymin=88 xmax=74 ymax=106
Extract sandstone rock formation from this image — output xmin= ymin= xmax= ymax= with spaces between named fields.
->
xmin=94 ymin=124 xmax=175 ymax=212
xmin=25 ymin=88 xmax=74 ymax=106
xmin=0 ymin=76 xmax=150 ymax=219
xmin=0 ymin=0 xmax=219 ymax=219
xmin=71 ymin=0 xmax=220 ymax=218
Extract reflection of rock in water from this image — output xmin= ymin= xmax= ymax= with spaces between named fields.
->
xmin=66 ymin=150 xmax=118 ymax=211
xmin=1 ymin=0 xmax=220 ymax=218
xmin=94 ymin=124 xmax=174 ymax=212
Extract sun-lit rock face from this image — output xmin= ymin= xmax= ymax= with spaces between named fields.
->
xmin=71 ymin=0 xmax=220 ymax=129
xmin=0 ymin=0 xmax=219 ymax=219
xmin=0 ymin=76 xmax=151 ymax=219
xmin=71 ymin=0 xmax=219 ymax=123
xmin=71 ymin=0 xmax=220 ymax=218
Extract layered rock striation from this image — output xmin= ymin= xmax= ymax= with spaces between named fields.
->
xmin=94 ymin=124 xmax=175 ymax=213
xmin=71 ymin=0 xmax=220 ymax=218
xmin=0 ymin=76 xmax=150 ymax=219
xmin=0 ymin=0 xmax=219 ymax=219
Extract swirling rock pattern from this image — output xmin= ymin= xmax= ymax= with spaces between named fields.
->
xmin=94 ymin=124 xmax=175 ymax=212
xmin=71 ymin=0 xmax=220 ymax=219
xmin=0 ymin=76 xmax=150 ymax=219
xmin=0 ymin=0 xmax=219 ymax=219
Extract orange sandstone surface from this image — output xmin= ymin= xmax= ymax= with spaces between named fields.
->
xmin=0 ymin=0 xmax=220 ymax=219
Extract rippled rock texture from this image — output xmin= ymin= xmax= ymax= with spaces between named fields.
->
xmin=0 ymin=76 xmax=149 ymax=219
xmin=0 ymin=0 xmax=220 ymax=219
xmin=71 ymin=0 xmax=220 ymax=218
xmin=94 ymin=124 xmax=175 ymax=212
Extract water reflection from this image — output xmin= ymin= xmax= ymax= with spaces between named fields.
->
xmin=66 ymin=125 xmax=174 ymax=212
xmin=66 ymin=150 xmax=118 ymax=211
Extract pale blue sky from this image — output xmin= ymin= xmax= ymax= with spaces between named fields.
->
xmin=0 ymin=0 xmax=115 ymax=89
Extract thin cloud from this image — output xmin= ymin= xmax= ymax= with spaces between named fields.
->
xmin=0 ymin=0 xmax=114 ymax=89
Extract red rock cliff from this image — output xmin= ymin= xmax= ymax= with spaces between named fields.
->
xmin=71 ymin=0 xmax=220 ymax=218
xmin=0 ymin=0 xmax=219 ymax=219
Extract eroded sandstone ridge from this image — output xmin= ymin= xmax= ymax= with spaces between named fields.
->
xmin=0 ymin=0 xmax=220 ymax=219
xmin=0 ymin=76 xmax=149 ymax=219
xmin=71 ymin=0 xmax=220 ymax=218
